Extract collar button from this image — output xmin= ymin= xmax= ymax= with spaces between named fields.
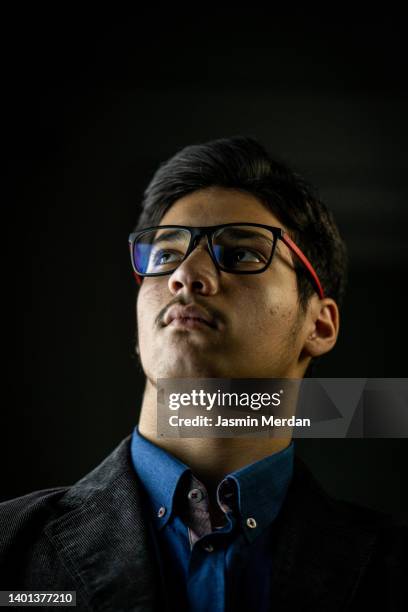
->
xmin=188 ymin=488 xmax=204 ymax=502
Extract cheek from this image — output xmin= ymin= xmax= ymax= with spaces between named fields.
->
xmin=136 ymin=281 xmax=168 ymax=333
xmin=240 ymin=284 xmax=299 ymax=338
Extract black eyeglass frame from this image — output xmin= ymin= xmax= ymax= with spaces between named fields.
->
xmin=128 ymin=223 xmax=325 ymax=299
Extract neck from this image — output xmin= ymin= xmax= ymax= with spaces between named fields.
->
xmin=138 ymin=378 xmax=292 ymax=490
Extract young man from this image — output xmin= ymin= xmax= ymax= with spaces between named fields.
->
xmin=0 ymin=137 xmax=406 ymax=611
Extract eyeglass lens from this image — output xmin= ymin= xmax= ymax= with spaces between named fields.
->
xmin=133 ymin=226 xmax=276 ymax=274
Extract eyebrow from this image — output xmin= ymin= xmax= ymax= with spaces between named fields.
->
xmin=217 ymin=227 xmax=274 ymax=246
xmin=152 ymin=229 xmax=188 ymax=244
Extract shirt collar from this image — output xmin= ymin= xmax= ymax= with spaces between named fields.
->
xmin=225 ymin=441 xmax=294 ymax=542
xmin=130 ymin=425 xmax=190 ymax=529
xmin=131 ymin=425 xmax=294 ymax=540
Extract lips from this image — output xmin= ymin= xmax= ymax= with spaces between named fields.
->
xmin=163 ymin=304 xmax=218 ymax=329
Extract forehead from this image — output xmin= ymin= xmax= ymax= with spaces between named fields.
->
xmin=159 ymin=186 xmax=285 ymax=228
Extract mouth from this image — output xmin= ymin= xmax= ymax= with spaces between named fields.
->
xmin=163 ymin=303 xmax=219 ymax=330
xmin=168 ymin=317 xmax=217 ymax=330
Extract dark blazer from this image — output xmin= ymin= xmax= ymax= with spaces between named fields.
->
xmin=0 ymin=435 xmax=406 ymax=611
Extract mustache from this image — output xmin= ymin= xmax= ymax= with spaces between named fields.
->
xmin=155 ymin=296 xmax=224 ymax=328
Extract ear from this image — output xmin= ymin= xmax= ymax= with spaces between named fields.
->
xmin=302 ymin=297 xmax=340 ymax=359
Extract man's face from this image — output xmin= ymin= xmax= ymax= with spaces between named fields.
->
xmin=136 ymin=187 xmax=311 ymax=382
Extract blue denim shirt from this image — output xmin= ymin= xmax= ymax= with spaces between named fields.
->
xmin=131 ymin=426 xmax=294 ymax=612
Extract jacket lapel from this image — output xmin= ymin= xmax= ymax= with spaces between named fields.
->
xmin=269 ymin=456 xmax=378 ymax=611
xmin=45 ymin=436 xmax=163 ymax=612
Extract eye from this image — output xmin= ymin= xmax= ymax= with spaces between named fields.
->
xmin=232 ymin=248 xmax=263 ymax=263
xmin=153 ymin=249 xmax=183 ymax=265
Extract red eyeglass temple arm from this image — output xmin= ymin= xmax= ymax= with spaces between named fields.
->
xmin=133 ymin=271 xmax=143 ymax=285
xmin=129 ymin=242 xmax=143 ymax=285
xmin=281 ymin=233 xmax=325 ymax=300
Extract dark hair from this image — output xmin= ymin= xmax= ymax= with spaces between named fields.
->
xmin=134 ymin=136 xmax=348 ymax=311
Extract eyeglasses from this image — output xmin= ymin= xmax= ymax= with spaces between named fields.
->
xmin=128 ymin=223 xmax=325 ymax=299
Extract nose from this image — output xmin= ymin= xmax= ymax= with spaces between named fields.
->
xmin=167 ymin=238 xmax=220 ymax=296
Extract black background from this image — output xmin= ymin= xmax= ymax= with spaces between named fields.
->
xmin=2 ymin=9 xmax=407 ymax=519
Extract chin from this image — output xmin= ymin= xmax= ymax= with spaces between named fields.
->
xmin=147 ymin=352 xmax=223 ymax=379
xmin=156 ymin=364 xmax=221 ymax=379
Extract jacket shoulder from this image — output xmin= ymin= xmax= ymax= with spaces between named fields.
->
xmin=279 ymin=457 xmax=408 ymax=609
xmin=332 ymin=495 xmax=407 ymax=526
xmin=294 ymin=455 xmax=407 ymax=530
xmin=290 ymin=455 xmax=407 ymax=566
xmin=294 ymin=456 xmax=408 ymax=574
xmin=0 ymin=487 xmax=70 ymax=552
xmin=332 ymin=496 xmax=408 ymax=558
xmin=333 ymin=499 xmax=408 ymax=609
